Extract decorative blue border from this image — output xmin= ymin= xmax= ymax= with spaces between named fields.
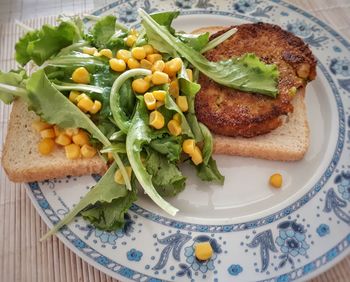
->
xmin=26 ymin=1 xmax=350 ymax=281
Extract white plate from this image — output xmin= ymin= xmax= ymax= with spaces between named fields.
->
xmin=26 ymin=1 xmax=350 ymax=281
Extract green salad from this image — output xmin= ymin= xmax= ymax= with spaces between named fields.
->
xmin=0 ymin=9 xmax=279 ymax=239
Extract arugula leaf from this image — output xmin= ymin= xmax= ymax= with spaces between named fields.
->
xmin=110 ymin=68 xmax=152 ymax=133
xmin=0 ymin=70 xmax=28 ymax=104
xmin=145 ymin=150 xmax=186 ymax=197
xmin=150 ymin=11 xmax=180 ymax=34
xmin=90 ymin=15 xmax=118 ymax=48
xmin=150 ymin=136 xmax=182 ymax=162
xmin=41 ymin=163 xmax=131 ymax=239
xmin=177 ymin=32 xmax=209 ymax=52
xmin=198 ymin=123 xmax=212 ymax=165
xmin=201 ymin=28 xmax=237 ymax=53
xmin=196 ymin=157 xmax=225 ymax=184
xmin=26 ymin=70 xmax=131 ymax=190
xmin=15 ymin=30 xmax=39 ymax=65
xmin=126 ymin=97 xmax=179 ymax=216
xmin=140 ymin=9 xmax=279 ymax=97
xmin=44 ymin=53 xmax=106 ymax=69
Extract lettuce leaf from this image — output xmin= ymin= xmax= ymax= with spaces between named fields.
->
xmin=140 ymin=9 xmax=279 ymax=97
xmin=196 ymin=157 xmax=225 ymax=184
xmin=90 ymin=15 xmax=119 ymax=48
xmin=150 ymin=136 xmax=182 ymax=162
xmin=15 ymin=30 xmax=39 ymax=65
xmin=0 ymin=70 xmax=28 ymax=104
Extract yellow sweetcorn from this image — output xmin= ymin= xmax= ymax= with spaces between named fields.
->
xmin=77 ymin=96 xmax=94 ymax=112
xmin=69 ymin=90 xmax=80 ymax=103
xmin=176 ymin=96 xmax=188 ymax=112
xmin=169 ymin=79 xmax=179 ymax=98
xmin=55 ymin=133 xmax=72 ymax=146
xmin=38 ymin=138 xmax=55 ymax=155
xmin=146 ymin=53 xmax=162 ymax=64
xmin=65 ymin=143 xmax=81 ymax=160
xmin=99 ymin=49 xmax=113 ymax=59
xmin=191 ymin=146 xmax=203 ymax=165
xmin=109 ymin=58 xmax=126 ymax=72
xmin=164 ymin=58 xmax=182 ymax=76
xmin=131 ymin=47 xmax=146 ymax=60
xmin=144 ymin=74 xmax=153 ymax=83
xmin=76 ymin=93 xmax=89 ymax=102
xmin=72 ymin=67 xmax=90 ymax=84
xmin=90 ymin=100 xmax=102 ymax=114
xmin=140 ymin=59 xmax=153 ymax=70
xmin=82 ymin=46 xmax=97 ymax=55
xmin=152 ymin=90 xmax=166 ymax=102
xmin=167 ymin=119 xmax=182 ymax=136
xmin=65 ymin=128 xmax=79 ymax=137
xmin=132 ymin=78 xmax=150 ymax=94
xmin=125 ymin=35 xmax=137 ymax=47
xmin=151 ymin=71 xmax=169 ymax=85
xmin=144 ymin=92 xmax=156 ymax=110
xmin=72 ymin=130 xmax=90 ymax=146
xmin=81 ymin=144 xmax=97 ymax=158
xmin=53 ymin=125 xmax=64 ymax=137
xmin=182 ymin=139 xmax=196 ymax=155
xmin=40 ymin=128 xmax=56 ymax=139
xmin=194 ymin=242 xmax=213 ymax=261
xmin=32 ymin=120 xmax=52 ymax=132
xmin=173 ymin=113 xmax=181 ymax=123
xmin=156 ymin=101 xmax=164 ymax=108
xmin=114 ymin=166 xmax=133 ymax=185
xmin=116 ymin=49 xmax=132 ymax=62
xmin=143 ymin=44 xmax=154 ymax=55
xmin=269 ymin=173 xmax=283 ymax=188
xmin=149 ymin=110 xmax=165 ymax=129
xmin=186 ymin=68 xmax=193 ymax=81
xmin=127 ymin=58 xmax=141 ymax=69
xmin=152 ymin=60 xmax=165 ymax=72
xmin=129 ymin=28 xmax=139 ymax=36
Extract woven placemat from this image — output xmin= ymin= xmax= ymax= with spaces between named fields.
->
xmin=0 ymin=1 xmax=349 ymax=281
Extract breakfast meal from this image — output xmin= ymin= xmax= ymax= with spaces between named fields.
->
xmin=0 ymin=9 xmax=316 ymax=238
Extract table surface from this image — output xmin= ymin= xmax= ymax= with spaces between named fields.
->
xmin=0 ymin=0 xmax=349 ymax=281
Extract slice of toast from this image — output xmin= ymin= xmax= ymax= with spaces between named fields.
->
xmin=2 ymin=99 xmax=107 ymax=182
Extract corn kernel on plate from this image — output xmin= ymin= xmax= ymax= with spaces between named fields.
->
xmin=14 ymin=1 xmax=350 ymax=281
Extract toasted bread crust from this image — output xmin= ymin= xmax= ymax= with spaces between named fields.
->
xmin=195 ymin=23 xmax=316 ymax=138
xmin=2 ymin=99 xmax=107 ymax=182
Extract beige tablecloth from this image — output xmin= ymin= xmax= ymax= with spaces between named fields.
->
xmin=0 ymin=1 xmax=349 ymax=281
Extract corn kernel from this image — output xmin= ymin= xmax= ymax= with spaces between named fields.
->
xmin=194 ymin=242 xmax=213 ymax=261
xmin=72 ymin=67 xmax=90 ymax=84
xmin=125 ymin=35 xmax=137 ymax=47
xmin=65 ymin=143 xmax=81 ymax=160
xmin=169 ymin=79 xmax=179 ymax=98
xmin=140 ymin=59 xmax=152 ymax=70
xmin=146 ymin=53 xmax=162 ymax=64
xmin=191 ymin=146 xmax=203 ymax=165
xmin=76 ymin=93 xmax=89 ymax=102
xmin=127 ymin=58 xmax=141 ymax=69
xmin=156 ymin=101 xmax=164 ymax=108
xmin=107 ymin=152 xmax=113 ymax=161
xmin=143 ymin=92 xmax=156 ymax=110
xmin=53 ymin=125 xmax=64 ymax=136
xmin=149 ymin=110 xmax=165 ymax=129
xmin=77 ymin=96 xmax=94 ymax=112
xmin=182 ymin=139 xmax=195 ymax=155
xmin=173 ymin=113 xmax=181 ymax=123
xmin=151 ymin=71 xmax=169 ymax=85
xmin=32 ymin=120 xmax=52 ymax=132
xmin=114 ymin=166 xmax=132 ymax=185
xmin=81 ymin=144 xmax=97 ymax=158
xmin=131 ymin=47 xmax=146 ymax=60
xmin=99 ymin=49 xmax=113 ymax=59
xmin=116 ymin=49 xmax=132 ymax=62
xmin=93 ymin=51 xmax=101 ymax=57
xmin=152 ymin=60 xmax=165 ymax=72
xmin=82 ymin=46 xmax=97 ymax=55
xmin=164 ymin=58 xmax=182 ymax=76
xmin=143 ymin=44 xmax=154 ymax=55
xmin=129 ymin=28 xmax=139 ymax=36
xmin=38 ymin=138 xmax=55 ymax=155
xmin=152 ymin=90 xmax=166 ymax=102
xmin=55 ymin=133 xmax=72 ymax=146
xmin=132 ymin=78 xmax=150 ymax=94
xmin=176 ymin=96 xmax=188 ymax=112
xmin=72 ymin=130 xmax=90 ymax=146
xmin=65 ymin=128 xmax=79 ymax=137
xmin=69 ymin=90 xmax=80 ymax=103
xmin=90 ymin=100 xmax=102 ymax=114
xmin=167 ymin=119 xmax=182 ymax=136
xmin=144 ymin=74 xmax=153 ymax=83
xmin=186 ymin=68 xmax=193 ymax=81
xmin=40 ymin=128 xmax=56 ymax=139
xmin=269 ymin=173 xmax=283 ymax=188
xmin=109 ymin=58 xmax=126 ymax=72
